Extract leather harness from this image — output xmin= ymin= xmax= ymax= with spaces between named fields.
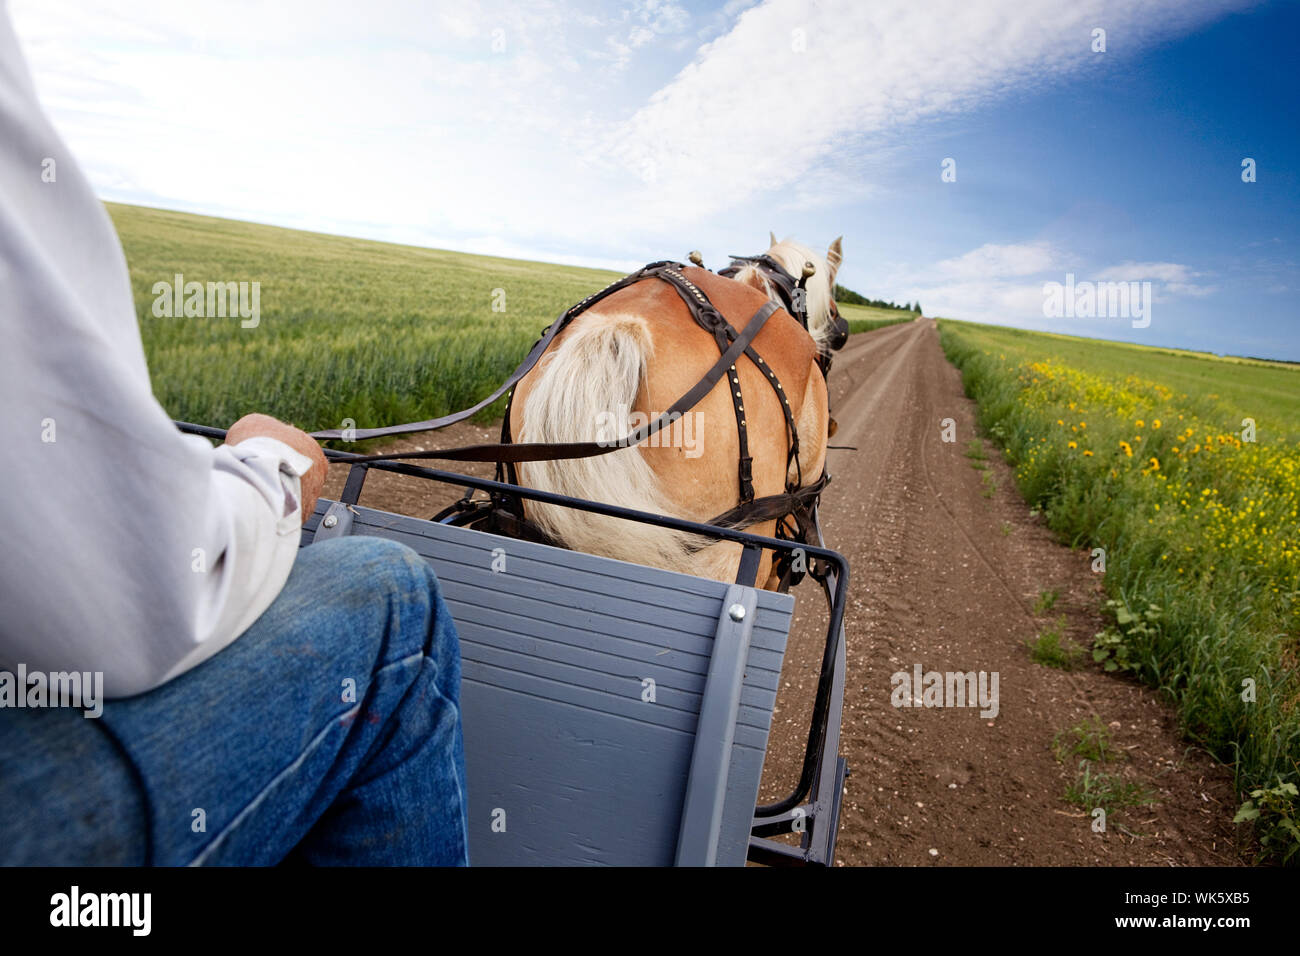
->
xmin=308 ymin=257 xmax=847 ymax=581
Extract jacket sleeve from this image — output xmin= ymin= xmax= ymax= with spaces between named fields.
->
xmin=0 ymin=10 xmax=317 ymax=698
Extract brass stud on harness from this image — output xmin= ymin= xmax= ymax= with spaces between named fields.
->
xmin=801 ymin=261 xmax=817 ymax=279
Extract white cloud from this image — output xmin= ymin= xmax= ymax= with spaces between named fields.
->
xmin=884 ymin=245 xmax=1216 ymax=326
xmin=862 ymin=241 xmax=1061 ymax=323
xmin=607 ymin=0 xmax=1250 ymax=222
xmin=1096 ymin=261 xmax=1193 ymax=282
xmin=635 ymin=0 xmax=691 ymax=34
xmin=8 ymin=0 xmax=627 ymax=254
xmin=1096 ymin=261 xmax=1216 ymax=297
xmin=906 ymin=279 xmax=1051 ymax=325
xmin=595 ymin=36 xmax=636 ymax=71
xmin=1164 ymin=282 xmax=1217 ymax=297
xmin=933 ymin=242 xmax=1059 ymax=280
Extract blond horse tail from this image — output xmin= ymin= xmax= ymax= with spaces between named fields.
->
xmin=516 ymin=313 xmax=728 ymax=577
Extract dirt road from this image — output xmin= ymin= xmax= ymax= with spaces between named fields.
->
xmin=322 ymin=318 xmax=1250 ymax=866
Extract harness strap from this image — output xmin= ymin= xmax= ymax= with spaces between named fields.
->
xmin=739 ymin=342 xmax=802 ymax=493
xmin=654 ymin=266 xmax=757 ymax=502
xmin=718 ymin=323 xmax=754 ymax=502
xmin=654 ymin=265 xmax=799 ymax=500
xmin=338 ymin=299 xmax=780 ymax=465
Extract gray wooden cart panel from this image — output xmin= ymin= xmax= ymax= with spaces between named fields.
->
xmin=301 ymin=500 xmax=792 ymax=865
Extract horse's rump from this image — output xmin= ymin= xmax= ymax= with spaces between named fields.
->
xmin=510 ymin=266 xmax=828 ymax=585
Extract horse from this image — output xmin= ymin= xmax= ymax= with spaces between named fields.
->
xmin=508 ymin=235 xmax=844 ymax=588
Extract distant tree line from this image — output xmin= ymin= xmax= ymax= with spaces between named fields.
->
xmin=834 ymin=283 xmax=920 ymax=314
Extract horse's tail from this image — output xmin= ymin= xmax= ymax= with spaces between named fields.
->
xmin=516 ymin=313 xmax=720 ymax=576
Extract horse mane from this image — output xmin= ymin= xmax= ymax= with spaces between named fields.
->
xmin=729 ymin=238 xmax=839 ymax=353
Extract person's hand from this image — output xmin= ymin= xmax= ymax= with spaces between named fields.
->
xmin=225 ymin=413 xmax=329 ymax=521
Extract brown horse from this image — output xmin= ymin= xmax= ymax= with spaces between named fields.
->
xmin=509 ymin=236 xmax=844 ymax=588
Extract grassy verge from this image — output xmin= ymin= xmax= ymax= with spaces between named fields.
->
xmin=940 ymin=318 xmax=1300 ymax=863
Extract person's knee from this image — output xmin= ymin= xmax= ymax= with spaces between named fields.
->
xmin=315 ymin=536 xmax=445 ymax=666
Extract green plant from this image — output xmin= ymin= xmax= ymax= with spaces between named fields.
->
xmin=980 ymin=471 xmax=997 ymax=498
xmin=1000 ymin=522 xmax=1013 ymax=536
xmin=1053 ymin=717 xmax=1122 ymax=763
xmin=1234 ymin=780 xmax=1300 ymax=864
xmin=1091 ymin=599 xmax=1161 ymax=673
xmin=1064 ymin=760 xmax=1156 ymax=819
xmin=1026 ymin=617 xmax=1083 ymax=670
xmin=1032 ymin=588 xmax=1059 ymax=615
xmin=964 ymin=439 xmax=988 ymax=461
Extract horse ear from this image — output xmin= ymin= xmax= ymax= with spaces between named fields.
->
xmin=827 ymin=236 xmax=843 ymax=282
xmin=769 ymin=231 xmax=778 ymax=247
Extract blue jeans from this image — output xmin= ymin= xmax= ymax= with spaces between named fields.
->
xmin=0 ymin=536 xmax=468 ymax=866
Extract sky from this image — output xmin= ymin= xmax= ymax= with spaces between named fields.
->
xmin=8 ymin=0 xmax=1299 ymax=360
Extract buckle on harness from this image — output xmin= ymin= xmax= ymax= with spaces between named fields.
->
xmin=738 ymin=455 xmax=755 ymax=500
xmin=699 ymin=307 xmax=726 ymax=330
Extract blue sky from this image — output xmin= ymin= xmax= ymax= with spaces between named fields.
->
xmin=9 ymin=0 xmax=1299 ymax=359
